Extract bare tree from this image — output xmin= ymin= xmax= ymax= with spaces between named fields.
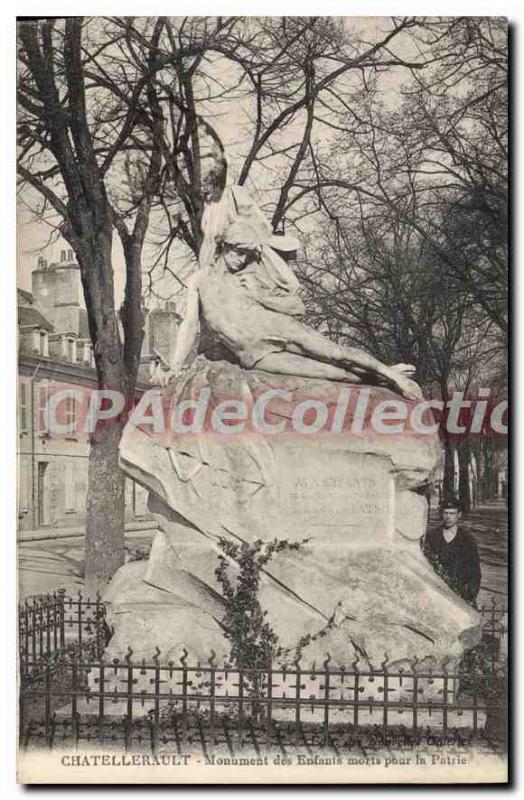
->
xmin=296 ymin=210 xmax=490 ymax=502
xmin=137 ymin=16 xmax=429 ymax=280
xmin=18 ymin=18 xmax=168 ymax=589
xmin=17 ymin=16 xmax=437 ymax=588
xmin=288 ymin=18 xmax=507 ymax=507
xmin=301 ymin=17 xmax=507 ymax=339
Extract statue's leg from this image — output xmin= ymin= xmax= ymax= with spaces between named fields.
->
xmin=255 ymin=352 xmax=362 ymax=382
xmin=273 ymin=318 xmax=422 ymax=399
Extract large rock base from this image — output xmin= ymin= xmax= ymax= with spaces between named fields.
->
xmin=101 ymin=358 xmax=481 ymax=704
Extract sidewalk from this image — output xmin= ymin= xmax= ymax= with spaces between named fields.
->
xmin=18 ymin=530 xmax=157 ymax=600
xmin=18 ymin=517 xmax=158 ymax=543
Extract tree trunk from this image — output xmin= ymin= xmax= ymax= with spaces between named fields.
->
xmin=72 ymin=224 xmax=129 ymax=595
xmin=486 ymin=443 xmax=494 ymax=499
xmin=457 ymin=439 xmax=471 ymax=513
xmin=84 ymin=419 xmax=126 ymax=594
xmin=442 ymin=433 xmax=456 ymax=504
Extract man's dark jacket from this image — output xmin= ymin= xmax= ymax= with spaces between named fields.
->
xmin=422 ymin=526 xmax=481 ymax=606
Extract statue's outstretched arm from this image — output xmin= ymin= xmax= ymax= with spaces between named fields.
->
xmin=255 ymin=292 xmax=305 ymax=316
xmin=170 ymin=274 xmax=200 ymax=372
xmin=149 ymin=276 xmax=200 ymax=387
xmin=148 ymin=275 xmax=200 ymax=387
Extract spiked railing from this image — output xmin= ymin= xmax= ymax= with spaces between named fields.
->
xmin=18 ymin=593 xmax=507 ymax=753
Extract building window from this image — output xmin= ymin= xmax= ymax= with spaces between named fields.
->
xmin=37 ymin=381 xmax=49 ymax=434
xmin=65 ymin=396 xmax=76 ymax=432
xmin=19 ymin=462 xmax=29 ymax=514
xmin=19 ymin=381 xmax=28 ymax=433
xmin=67 ymin=338 xmax=76 ymax=362
xmin=64 ymin=462 xmax=76 ymax=512
xmin=85 ymin=391 xmax=95 ymax=433
xmin=32 ymin=329 xmax=49 ymax=356
xmin=37 ymin=461 xmax=50 ymax=525
xmin=39 ymin=330 xmax=49 ymax=357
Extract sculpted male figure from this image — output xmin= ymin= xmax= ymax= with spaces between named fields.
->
xmin=154 ymin=213 xmax=422 ymax=399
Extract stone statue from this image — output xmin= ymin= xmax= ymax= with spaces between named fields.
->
xmin=151 ymin=183 xmax=422 ymax=401
xmin=99 ymin=152 xmax=481 ymax=721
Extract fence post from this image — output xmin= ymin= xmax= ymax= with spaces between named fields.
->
xmin=238 ymin=666 xmax=245 ymax=747
xmin=94 ymin=592 xmax=102 ymax=658
xmin=472 ymin=670 xmax=479 ymax=735
xmin=97 ymin=656 xmax=105 ymax=746
xmin=19 ymin=685 xmax=26 ymax=751
xmin=352 ymin=653 xmax=361 ymax=745
xmin=411 ymin=656 xmax=419 ymax=737
xmin=77 ymin=591 xmax=83 ymax=655
xmin=58 ymin=590 xmax=66 ymax=651
xmin=45 ymin=595 xmax=52 ymax=656
xmin=21 ymin=601 xmax=29 ymax=674
xmin=148 ymin=647 xmax=160 ymax=755
xmin=294 ymin=656 xmax=302 ymax=744
xmin=208 ymin=650 xmax=216 ymax=745
xmin=71 ymin=649 xmax=79 ymax=748
xmin=31 ymin=599 xmax=37 ymax=662
xmin=38 ymin=600 xmax=44 ymax=659
xmin=180 ymin=649 xmax=188 ymax=744
xmin=490 ymin=596 xmax=498 ymax=674
xmin=441 ymin=656 xmax=450 ymax=738
xmin=124 ymin=647 xmax=134 ymax=752
xmin=323 ymin=653 xmax=331 ymax=748
xmin=381 ymin=653 xmax=389 ymax=747
xmin=44 ymin=656 xmax=52 ymax=749
xmin=266 ymin=653 xmax=273 ymax=749
xmin=52 ymin=591 xmax=58 ymax=652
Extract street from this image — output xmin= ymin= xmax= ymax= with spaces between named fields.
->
xmin=18 ymin=531 xmax=155 ymax=600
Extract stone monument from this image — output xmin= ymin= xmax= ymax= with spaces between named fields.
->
xmin=106 ymin=360 xmax=480 ymax=673
xmin=101 ymin=178 xmax=481 ymax=705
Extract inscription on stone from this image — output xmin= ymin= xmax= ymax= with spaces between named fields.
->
xmin=278 ymin=448 xmax=393 ymax=546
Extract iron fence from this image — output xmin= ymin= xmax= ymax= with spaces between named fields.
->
xmin=19 ymin=592 xmax=508 ymax=754
xmin=19 ymin=590 xmax=111 ymax=671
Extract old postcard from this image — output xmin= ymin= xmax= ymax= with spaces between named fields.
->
xmin=17 ymin=16 xmax=508 ymax=784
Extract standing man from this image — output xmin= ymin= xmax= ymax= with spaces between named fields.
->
xmin=423 ymin=498 xmax=482 ymax=607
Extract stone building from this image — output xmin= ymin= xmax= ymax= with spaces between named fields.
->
xmin=18 ymin=248 xmax=179 ymax=533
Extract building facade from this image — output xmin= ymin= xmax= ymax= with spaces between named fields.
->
xmin=18 ymin=249 xmax=179 ymax=532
